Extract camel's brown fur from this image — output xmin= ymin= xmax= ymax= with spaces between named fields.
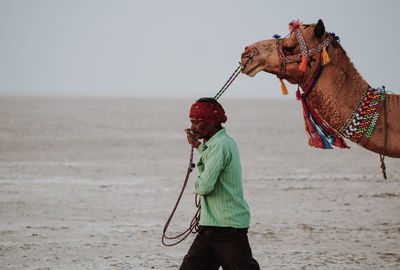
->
xmin=241 ymin=20 xmax=400 ymax=158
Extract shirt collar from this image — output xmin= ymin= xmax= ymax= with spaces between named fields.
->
xmin=204 ymin=128 xmax=226 ymax=148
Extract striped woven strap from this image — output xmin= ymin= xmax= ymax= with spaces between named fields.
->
xmin=284 ymin=34 xmax=335 ymax=63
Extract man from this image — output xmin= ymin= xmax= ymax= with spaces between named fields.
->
xmin=180 ymin=97 xmax=260 ymax=270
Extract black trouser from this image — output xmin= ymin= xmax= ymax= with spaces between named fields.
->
xmin=179 ymin=226 xmax=260 ymax=270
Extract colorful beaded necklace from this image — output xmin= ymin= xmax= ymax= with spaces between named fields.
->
xmin=339 ymin=87 xmax=386 ymax=147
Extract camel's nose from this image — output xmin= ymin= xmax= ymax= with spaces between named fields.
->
xmin=242 ymin=45 xmax=257 ymax=58
xmin=244 ymin=46 xmax=251 ymax=51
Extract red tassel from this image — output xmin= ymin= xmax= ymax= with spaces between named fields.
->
xmin=308 ymin=137 xmax=314 ymax=147
xmin=315 ymin=136 xmax=325 ymax=149
xmin=306 ymin=119 xmax=315 ymax=132
xmin=298 ymin=55 xmax=308 ymax=72
xmin=334 ymin=136 xmax=350 ymax=149
xmin=296 ymin=88 xmax=302 ymax=100
xmin=304 ymin=117 xmax=327 ymax=149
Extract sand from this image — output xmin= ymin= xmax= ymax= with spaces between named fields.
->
xmin=0 ymin=96 xmax=399 ymax=270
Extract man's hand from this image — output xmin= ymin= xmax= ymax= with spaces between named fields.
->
xmin=185 ymin=129 xmax=201 ymax=148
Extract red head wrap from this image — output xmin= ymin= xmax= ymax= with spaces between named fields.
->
xmin=189 ymin=100 xmax=227 ymax=126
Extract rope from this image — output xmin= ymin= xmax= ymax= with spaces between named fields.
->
xmin=214 ymin=56 xmax=253 ymax=100
xmin=214 ymin=64 xmax=242 ymax=100
xmin=380 ymin=93 xmax=388 ymax=180
xmin=161 ymin=55 xmax=253 ymax=246
xmin=161 ymin=151 xmax=200 ymax=246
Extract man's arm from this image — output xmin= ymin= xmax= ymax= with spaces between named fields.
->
xmin=195 ymin=143 xmax=229 ymax=195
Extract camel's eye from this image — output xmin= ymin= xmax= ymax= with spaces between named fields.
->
xmin=283 ymin=46 xmax=296 ymax=53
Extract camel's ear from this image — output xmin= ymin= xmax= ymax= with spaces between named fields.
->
xmin=314 ymin=19 xmax=325 ymax=39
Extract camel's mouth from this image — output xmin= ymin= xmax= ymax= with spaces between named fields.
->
xmin=241 ymin=63 xmax=262 ymax=77
xmin=243 ymin=66 xmax=256 ymax=77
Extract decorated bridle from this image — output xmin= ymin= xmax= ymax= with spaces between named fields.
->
xmin=272 ymin=20 xmax=349 ymax=150
xmin=275 ymin=19 xmax=335 ymax=94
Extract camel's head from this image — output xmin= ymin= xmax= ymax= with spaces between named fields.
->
xmin=241 ymin=19 xmax=332 ymax=85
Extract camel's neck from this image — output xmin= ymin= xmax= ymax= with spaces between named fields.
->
xmin=299 ymin=42 xmax=369 ymax=131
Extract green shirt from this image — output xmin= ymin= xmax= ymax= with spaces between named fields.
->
xmin=195 ymin=128 xmax=250 ymax=228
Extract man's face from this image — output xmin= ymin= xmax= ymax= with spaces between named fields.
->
xmin=190 ymin=118 xmax=214 ymax=140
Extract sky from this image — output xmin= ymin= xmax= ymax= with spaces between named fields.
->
xmin=0 ymin=0 xmax=399 ymax=98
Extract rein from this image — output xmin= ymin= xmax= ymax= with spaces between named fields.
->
xmin=162 ymin=55 xmax=253 ymax=247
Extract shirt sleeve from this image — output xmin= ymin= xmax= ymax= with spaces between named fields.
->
xmin=194 ymin=143 xmax=230 ymax=196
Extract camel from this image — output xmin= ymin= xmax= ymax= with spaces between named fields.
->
xmin=240 ymin=19 xmax=400 ymax=158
